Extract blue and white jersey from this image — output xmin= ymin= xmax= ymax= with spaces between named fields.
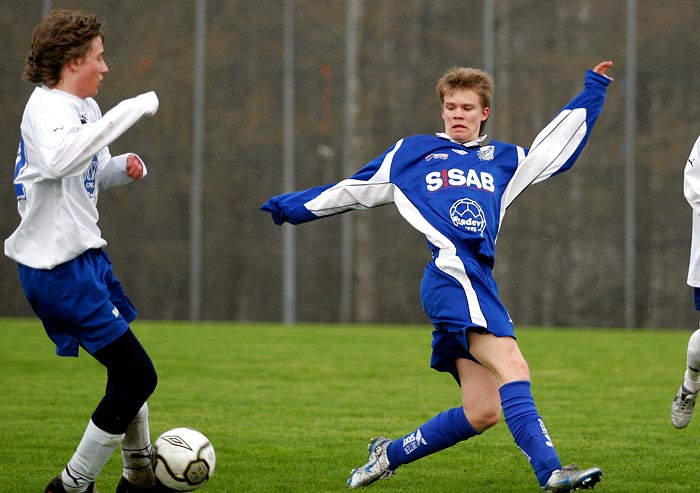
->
xmin=5 ymin=86 xmax=158 ymax=269
xmin=262 ymin=70 xmax=611 ymax=269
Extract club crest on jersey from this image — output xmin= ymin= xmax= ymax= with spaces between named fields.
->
xmin=83 ymin=155 xmax=98 ymax=199
xmin=425 ymin=153 xmax=449 ymax=161
xmin=477 ymin=145 xmax=494 ymax=161
xmin=450 ymin=198 xmax=486 ymax=235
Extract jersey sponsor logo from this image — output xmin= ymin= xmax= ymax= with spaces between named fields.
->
xmin=425 ymin=153 xmax=449 ymax=161
xmin=477 ymin=145 xmax=494 ymax=161
xmin=451 ymin=148 xmax=468 ymax=155
xmin=80 ymin=113 xmax=88 ymax=125
xmin=83 ymin=155 xmax=98 ymax=199
xmin=450 ymin=198 xmax=486 ymax=235
xmin=425 ymin=168 xmax=494 ymax=192
xmin=401 ymin=428 xmax=428 ymax=455
xmin=112 ymin=306 xmax=120 ymax=318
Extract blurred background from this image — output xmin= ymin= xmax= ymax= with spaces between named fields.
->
xmin=1 ymin=0 xmax=698 ymax=329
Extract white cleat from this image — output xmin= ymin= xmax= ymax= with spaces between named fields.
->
xmin=542 ymin=464 xmax=602 ymax=492
xmin=671 ymin=384 xmax=698 ymax=429
xmin=347 ymin=437 xmax=394 ymax=488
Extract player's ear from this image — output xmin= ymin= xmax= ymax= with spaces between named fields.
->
xmin=481 ymin=107 xmax=490 ymax=121
xmin=68 ymin=58 xmax=81 ymax=73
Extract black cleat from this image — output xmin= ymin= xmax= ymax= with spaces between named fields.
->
xmin=45 ymin=475 xmax=95 ymax=493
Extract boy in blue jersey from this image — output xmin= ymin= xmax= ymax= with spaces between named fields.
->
xmin=671 ymin=134 xmax=700 ymax=429
xmin=261 ymin=60 xmax=613 ymax=491
xmin=5 ymin=10 xmax=169 ymax=493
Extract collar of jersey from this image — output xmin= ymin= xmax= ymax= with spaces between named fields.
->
xmin=436 ymin=133 xmax=487 ymax=148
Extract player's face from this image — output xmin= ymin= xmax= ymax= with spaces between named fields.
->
xmin=441 ymin=89 xmax=489 ymax=144
xmin=74 ymin=36 xmax=109 ymax=99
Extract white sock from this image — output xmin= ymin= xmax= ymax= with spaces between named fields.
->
xmin=61 ymin=420 xmax=124 ymax=493
xmin=684 ymin=329 xmax=700 ymax=392
xmin=121 ymin=402 xmax=155 ymax=487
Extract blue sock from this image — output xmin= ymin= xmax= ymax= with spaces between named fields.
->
xmin=386 ymin=407 xmax=479 ymax=468
xmin=500 ymin=380 xmax=562 ymax=486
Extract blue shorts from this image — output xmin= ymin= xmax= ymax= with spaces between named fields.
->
xmin=420 ymin=255 xmax=514 ymax=382
xmin=18 ymin=248 xmax=137 ymax=357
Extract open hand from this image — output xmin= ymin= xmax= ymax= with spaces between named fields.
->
xmin=593 ymin=60 xmax=614 ymax=81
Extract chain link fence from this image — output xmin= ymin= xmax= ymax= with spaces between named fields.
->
xmin=1 ymin=0 xmax=699 ymax=328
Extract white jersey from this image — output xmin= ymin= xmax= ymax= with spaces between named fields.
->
xmin=685 ymin=134 xmax=700 ymax=287
xmin=5 ymin=86 xmax=158 ymax=269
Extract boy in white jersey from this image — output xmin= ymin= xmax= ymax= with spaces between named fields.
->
xmin=4 ymin=10 xmax=167 ymax=493
xmin=671 ymin=135 xmax=700 ymax=429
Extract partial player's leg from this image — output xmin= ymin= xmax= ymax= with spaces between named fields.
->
xmin=115 ymin=403 xmax=168 ymax=492
xmin=347 ymin=358 xmax=500 ymax=488
xmin=671 ymin=327 xmax=700 ymax=428
xmin=45 ymin=419 xmax=123 ymax=493
xmin=51 ymin=329 xmax=158 ymax=493
xmin=467 ymin=332 xmax=602 ymax=491
xmin=91 ymin=329 xmax=160 ymax=492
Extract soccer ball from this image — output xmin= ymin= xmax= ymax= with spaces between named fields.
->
xmin=154 ymin=427 xmax=216 ymax=491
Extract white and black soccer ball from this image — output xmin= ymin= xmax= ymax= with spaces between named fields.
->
xmin=154 ymin=427 xmax=216 ymax=492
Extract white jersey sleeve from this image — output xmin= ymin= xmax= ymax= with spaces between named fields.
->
xmin=4 ymin=86 xmax=158 ymax=269
xmin=99 ymin=153 xmax=149 ymax=190
xmin=27 ymin=88 xmax=157 ymax=179
xmin=685 ymin=135 xmax=700 ymax=287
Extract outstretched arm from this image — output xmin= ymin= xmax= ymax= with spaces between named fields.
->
xmin=261 ymin=141 xmax=402 ymax=225
xmin=34 ymin=92 xmax=159 ymax=180
xmin=501 ymin=61 xmax=614 ymax=209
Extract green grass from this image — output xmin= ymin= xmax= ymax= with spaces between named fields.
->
xmin=0 ymin=318 xmax=697 ymax=492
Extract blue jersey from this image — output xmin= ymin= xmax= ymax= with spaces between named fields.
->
xmin=262 ymin=70 xmax=610 ymax=268
xmin=262 ymin=70 xmax=610 ymax=375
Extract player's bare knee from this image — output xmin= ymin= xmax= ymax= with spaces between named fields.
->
xmin=507 ymin=354 xmax=530 ymax=381
xmin=480 ymin=406 xmax=501 ymax=430
xmin=463 ymin=402 xmax=500 ymax=432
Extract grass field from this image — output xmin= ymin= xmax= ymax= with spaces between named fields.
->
xmin=0 ymin=317 xmax=697 ymax=492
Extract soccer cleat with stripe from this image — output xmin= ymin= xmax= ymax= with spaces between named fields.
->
xmin=347 ymin=436 xmax=394 ymax=488
xmin=44 ymin=475 xmax=96 ymax=493
xmin=671 ymin=384 xmax=698 ymax=429
xmin=542 ymin=464 xmax=602 ymax=492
